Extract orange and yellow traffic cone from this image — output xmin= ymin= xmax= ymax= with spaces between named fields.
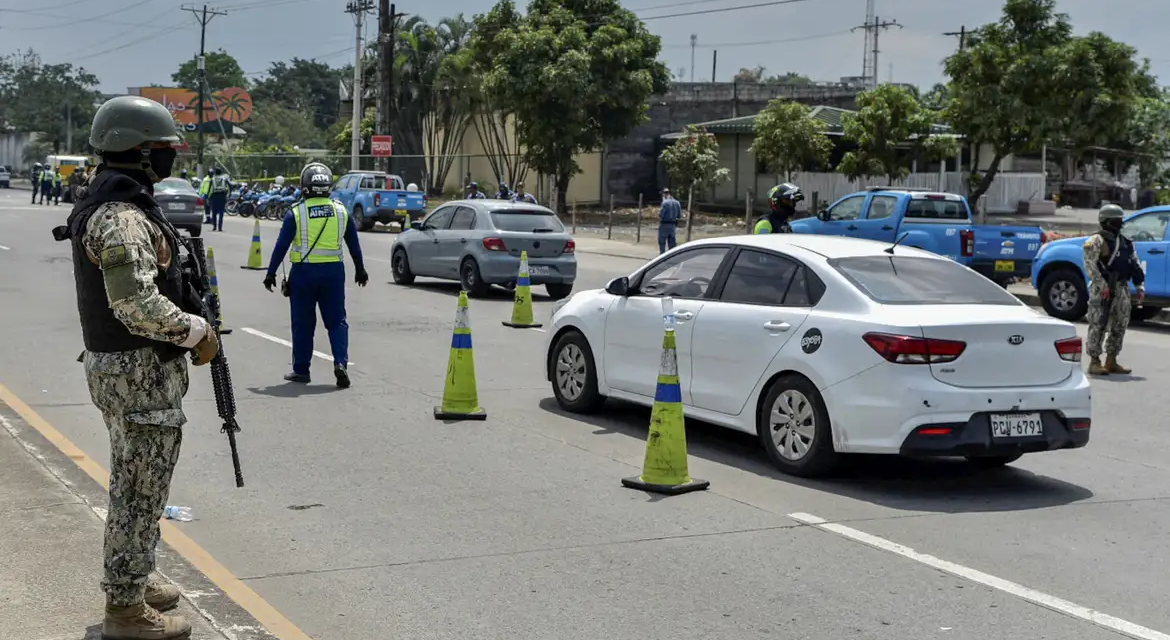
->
xmin=622 ymin=297 xmax=708 ymax=495
xmin=434 ymin=291 xmax=487 ymax=421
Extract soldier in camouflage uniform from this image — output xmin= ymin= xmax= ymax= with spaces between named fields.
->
xmin=61 ymin=96 xmax=220 ymax=640
xmin=1084 ymin=204 xmax=1145 ymax=376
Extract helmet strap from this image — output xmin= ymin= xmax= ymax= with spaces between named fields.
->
xmin=104 ymin=148 xmax=158 ymax=181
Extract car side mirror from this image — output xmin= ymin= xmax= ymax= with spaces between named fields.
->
xmin=605 ymin=276 xmax=630 ymax=296
xmin=411 ymin=220 xmax=425 ymax=230
xmin=817 ymin=208 xmax=830 ymax=221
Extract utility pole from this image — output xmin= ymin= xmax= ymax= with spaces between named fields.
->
xmin=689 ymin=34 xmax=697 ymax=83
xmin=852 ymin=15 xmax=901 ymax=89
xmin=65 ymin=104 xmax=72 ymax=154
xmin=346 ymin=0 xmax=374 ymax=171
xmin=181 ymin=4 xmax=227 ymax=178
xmin=378 ymin=0 xmax=406 ymax=173
xmin=711 ymin=50 xmax=717 ymax=82
xmin=943 ymin=26 xmax=967 ymax=51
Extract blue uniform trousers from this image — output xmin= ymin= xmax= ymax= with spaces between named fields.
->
xmin=40 ymin=181 xmax=52 ymax=204
xmin=210 ymin=192 xmax=228 ymax=230
xmin=203 ymin=196 xmax=212 ymax=223
xmin=288 ymin=262 xmax=348 ymax=376
xmin=658 ymin=222 xmax=678 ymax=254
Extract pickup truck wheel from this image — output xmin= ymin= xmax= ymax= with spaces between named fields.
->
xmin=353 ymin=206 xmax=375 ymax=232
xmin=391 ymin=247 xmax=415 ymax=285
xmin=459 ymin=258 xmax=490 ymax=298
xmin=1039 ymin=268 xmax=1088 ymax=321
xmin=1131 ymin=306 xmax=1162 ymax=324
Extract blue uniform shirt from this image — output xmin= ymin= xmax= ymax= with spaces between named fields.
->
xmin=659 ymin=197 xmax=682 ymax=224
xmin=266 ymin=204 xmax=366 ymax=276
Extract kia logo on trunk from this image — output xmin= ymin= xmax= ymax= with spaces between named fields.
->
xmin=533 ymin=241 xmax=540 ymax=248
xmin=1007 ymin=335 xmax=1025 ymax=345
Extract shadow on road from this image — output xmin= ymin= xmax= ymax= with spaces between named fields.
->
xmin=538 ymin=397 xmax=1094 ymax=515
xmin=389 ymin=279 xmax=554 ymax=301
xmin=247 ymin=383 xmax=345 ymax=398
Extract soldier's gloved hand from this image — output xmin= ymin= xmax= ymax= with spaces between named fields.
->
xmin=263 ymin=272 xmax=277 ymax=292
xmin=1138 ymin=285 xmax=1146 ymax=301
xmin=191 ymin=331 xmax=219 ymax=366
xmin=355 ymin=268 xmax=369 ymax=287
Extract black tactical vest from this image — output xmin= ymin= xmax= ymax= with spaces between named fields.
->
xmin=1098 ymin=231 xmax=1136 ymax=278
xmin=55 ymin=171 xmax=189 ymax=361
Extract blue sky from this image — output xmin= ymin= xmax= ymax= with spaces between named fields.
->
xmin=2 ymin=0 xmax=1167 ymax=93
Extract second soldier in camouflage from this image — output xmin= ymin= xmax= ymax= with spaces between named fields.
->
xmin=1083 ymin=203 xmax=1145 ymax=376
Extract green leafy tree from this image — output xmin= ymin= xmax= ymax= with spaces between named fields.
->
xmin=251 ymin=58 xmax=342 ymax=131
xmin=920 ymin=83 xmax=950 ymax=111
xmin=750 ymin=99 xmax=833 ymax=180
xmin=733 ymin=66 xmax=811 ymax=85
xmin=243 ymin=103 xmax=326 ymax=149
xmin=838 ymin=84 xmax=958 ymax=183
xmin=660 ymin=125 xmax=730 ymax=241
xmin=172 ymin=50 xmax=247 ymax=90
xmin=944 ymin=0 xmax=1155 ymax=203
xmin=474 ymin=0 xmax=672 ymax=211
xmin=0 ymin=49 xmax=101 ymax=154
xmin=461 ymin=10 xmax=531 ymax=190
xmin=1120 ymin=90 xmax=1170 ymax=187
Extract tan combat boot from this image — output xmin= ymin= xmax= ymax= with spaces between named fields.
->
xmin=102 ymin=602 xmax=191 ymax=640
xmin=1105 ymin=354 xmax=1132 ymax=374
xmin=145 ymin=580 xmax=180 ymax=611
xmin=1088 ymin=357 xmax=1109 ymax=376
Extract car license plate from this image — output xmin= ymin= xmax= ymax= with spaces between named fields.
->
xmin=990 ymin=412 xmax=1043 ymax=438
xmin=994 ymin=260 xmax=1015 ymax=272
xmin=167 ymin=203 xmax=187 ymax=211
xmin=528 ymin=265 xmax=550 ymax=276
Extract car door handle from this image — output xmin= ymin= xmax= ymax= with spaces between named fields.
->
xmin=674 ymin=311 xmax=694 ymax=321
xmin=460 ymin=238 xmax=468 ymax=244
xmin=1149 ymin=248 xmax=1165 ymax=254
xmin=847 ymin=225 xmax=858 ymax=230
xmin=882 ymin=225 xmax=894 ymax=230
xmin=763 ymin=321 xmax=791 ymax=331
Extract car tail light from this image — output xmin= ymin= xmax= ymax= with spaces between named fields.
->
xmin=959 ymin=229 xmax=974 ymax=257
xmin=1069 ymin=418 xmax=1091 ymax=430
xmin=862 ymin=332 xmax=966 ymax=364
xmin=195 ymin=197 xmax=204 ymax=207
xmin=482 ymin=237 xmax=507 ymax=251
xmin=1054 ymin=336 xmax=1082 ymax=362
xmin=917 ymin=427 xmax=953 ymax=436
xmin=374 ymin=194 xmax=381 ymax=207
xmin=563 ymin=239 xmax=575 ymax=253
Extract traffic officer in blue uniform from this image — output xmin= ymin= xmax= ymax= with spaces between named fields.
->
xmin=263 ymin=163 xmax=369 ymax=387
xmin=208 ymin=167 xmax=230 ymax=232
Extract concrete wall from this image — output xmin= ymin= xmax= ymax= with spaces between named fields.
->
xmin=0 ymin=132 xmax=40 ymax=172
xmin=604 ymin=82 xmax=864 ymax=203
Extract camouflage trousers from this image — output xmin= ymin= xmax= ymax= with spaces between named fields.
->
xmin=83 ymin=347 xmax=188 ymax=606
xmin=1086 ymin=281 xmax=1131 ymax=358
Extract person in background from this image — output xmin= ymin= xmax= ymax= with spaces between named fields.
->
xmin=52 ymin=167 xmax=64 ymax=205
xmin=466 ymin=182 xmax=486 ymax=199
xmin=495 ymin=181 xmax=511 ymax=200
xmin=1130 ymin=186 xmax=1139 ymax=211
xmin=67 ymin=165 xmax=86 ymax=204
xmin=1084 ymin=203 xmax=1145 ymax=376
xmin=39 ymin=164 xmax=54 ymax=205
xmin=209 ymin=167 xmax=230 ymax=232
xmin=657 ymin=188 xmax=682 ymax=254
xmin=198 ymin=172 xmax=211 ymax=224
xmin=511 ymin=182 xmax=537 ymax=205
xmin=755 ymin=183 xmax=803 ymax=234
xmin=262 ymin=163 xmax=368 ymax=387
xmin=30 ymin=162 xmax=42 ymax=204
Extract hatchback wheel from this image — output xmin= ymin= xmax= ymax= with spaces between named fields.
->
xmin=546 ymin=283 xmax=573 ymax=300
xmin=391 ymin=247 xmax=415 ymax=285
xmin=549 ymin=330 xmax=605 ymax=413
xmin=757 ymin=374 xmax=838 ymax=477
xmin=460 ymin=258 xmax=489 ymax=297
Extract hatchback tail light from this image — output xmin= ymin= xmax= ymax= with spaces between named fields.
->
xmin=959 ymin=229 xmax=975 ymax=257
xmin=482 ymin=237 xmax=507 ymax=251
xmin=563 ymin=239 xmax=575 ymax=253
xmin=1054 ymin=336 xmax=1082 ymax=362
xmin=862 ymin=332 xmax=966 ymax=364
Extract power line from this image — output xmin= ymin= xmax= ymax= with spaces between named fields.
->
xmin=660 ymin=28 xmax=852 ymax=50
xmin=639 ymin=0 xmax=820 ymax=22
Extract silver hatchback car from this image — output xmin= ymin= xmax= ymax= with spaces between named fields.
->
xmin=390 ymin=199 xmax=577 ymax=299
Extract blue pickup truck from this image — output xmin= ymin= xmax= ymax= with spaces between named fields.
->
xmin=330 ymin=170 xmax=426 ymax=232
xmin=1031 ymin=206 xmax=1169 ymax=323
xmin=790 ymin=187 xmax=1044 ymax=284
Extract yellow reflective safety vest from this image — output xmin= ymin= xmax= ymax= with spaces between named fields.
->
xmin=753 ymin=218 xmax=773 ymax=234
xmin=53 ymin=171 xmax=62 ymax=186
xmin=199 ymin=176 xmax=210 ymax=196
xmin=211 ymin=173 xmax=230 ymax=193
xmin=290 ymin=197 xmax=349 ymax=264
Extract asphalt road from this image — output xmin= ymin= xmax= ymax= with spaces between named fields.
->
xmin=2 ymin=188 xmax=1170 ymax=640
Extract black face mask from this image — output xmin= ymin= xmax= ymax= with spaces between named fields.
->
xmin=148 ymin=148 xmax=177 ymax=181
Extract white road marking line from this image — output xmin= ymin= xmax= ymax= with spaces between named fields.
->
xmin=240 ymin=327 xmax=354 ymax=365
xmin=530 ymin=328 xmax=547 ymax=333
xmin=787 ymin=512 xmax=1170 ymax=640
xmin=0 ymin=245 xmax=9 ymax=250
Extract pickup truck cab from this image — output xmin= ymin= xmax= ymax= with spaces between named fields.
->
xmin=790 ymin=187 xmax=1043 ymax=284
xmin=1031 ymin=205 xmax=1169 ymax=322
xmin=330 ymin=170 xmax=426 ymax=232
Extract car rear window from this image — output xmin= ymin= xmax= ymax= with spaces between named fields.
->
xmin=490 ymin=211 xmax=564 ymax=233
xmin=905 ymin=197 xmax=970 ymax=219
xmin=157 ymin=180 xmax=195 ymax=194
xmin=829 ymin=255 xmax=1020 ymax=305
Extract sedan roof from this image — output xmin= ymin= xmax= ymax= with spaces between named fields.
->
xmin=684 ymin=233 xmax=946 ymax=261
xmin=446 ymin=199 xmax=555 ymax=214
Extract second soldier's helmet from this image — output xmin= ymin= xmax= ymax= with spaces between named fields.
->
xmin=1099 ymin=203 xmax=1125 ymax=228
xmin=89 ymin=95 xmax=181 ymax=153
xmin=300 ymin=163 xmax=333 ymax=197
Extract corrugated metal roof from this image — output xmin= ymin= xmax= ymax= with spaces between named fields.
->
xmin=660 ymin=105 xmax=953 ymax=140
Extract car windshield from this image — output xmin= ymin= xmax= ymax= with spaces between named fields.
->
xmin=490 ymin=211 xmax=564 ymax=233
xmin=829 ymin=255 xmax=1020 ymax=305
xmin=157 ymin=179 xmax=195 ymax=194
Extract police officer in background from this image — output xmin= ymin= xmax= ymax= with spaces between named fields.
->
xmin=198 ymin=171 xmax=211 ymax=224
xmin=39 ymin=163 xmax=54 ymax=205
xmin=466 ymin=181 xmax=486 ymax=199
xmin=755 ymin=183 xmax=802 ymax=234
xmin=59 ymin=95 xmax=220 ymax=640
xmin=511 ymin=181 xmax=537 ymax=205
xmin=31 ymin=161 xmax=42 ymax=204
xmin=1084 ymin=203 xmax=1145 ymax=375
xmin=209 ymin=166 xmax=230 ymax=232
xmin=657 ymin=188 xmax=682 ymax=254
xmin=263 ymin=163 xmax=368 ymax=387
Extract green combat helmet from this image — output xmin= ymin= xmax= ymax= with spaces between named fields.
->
xmin=1099 ymin=203 xmax=1125 ymax=227
xmin=89 ymin=95 xmax=181 ymax=152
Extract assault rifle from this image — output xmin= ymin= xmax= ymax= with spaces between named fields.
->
xmin=185 ymin=237 xmax=245 ymax=488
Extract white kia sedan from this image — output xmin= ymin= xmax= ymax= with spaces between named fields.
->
xmin=545 ymin=235 xmax=1092 ymax=477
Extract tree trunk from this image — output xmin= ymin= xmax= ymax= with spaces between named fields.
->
xmin=685 ymin=185 xmax=694 ymax=243
xmin=555 ymin=172 xmax=570 ymax=214
xmin=968 ymin=152 xmax=1005 ymax=206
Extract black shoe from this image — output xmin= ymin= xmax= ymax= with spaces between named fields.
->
xmin=334 ymin=364 xmax=350 ymax=389
xmin=283 ymin=372 xmax=310 ymax=384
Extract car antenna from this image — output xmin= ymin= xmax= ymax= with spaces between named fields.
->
xmin=885 ymin=232 xmax=910 ymax=255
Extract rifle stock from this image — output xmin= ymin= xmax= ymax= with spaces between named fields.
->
xmin=186 ymin=237 xmax=245 ymax=488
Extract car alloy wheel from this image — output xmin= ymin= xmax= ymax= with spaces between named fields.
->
xmin=769 ymin=389 xmax=816 ymax=461
xmin=1049 ymin=279 xmax=1079 ymax=313
xmin=555 ymin=342 xmax=587 ymax=401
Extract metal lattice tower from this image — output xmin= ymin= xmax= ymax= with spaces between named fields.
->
xmin=860 ymin=0 xmax=876 ymax=83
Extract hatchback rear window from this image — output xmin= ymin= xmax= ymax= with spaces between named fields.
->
xmin=490 ymin=211 xmax=564 ymax=233
xmin=829 ymin=255 xmax=1020 ymax=305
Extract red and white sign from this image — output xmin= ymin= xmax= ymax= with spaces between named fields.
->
xmin=371 ymin=135 xmax=393 ymax=157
